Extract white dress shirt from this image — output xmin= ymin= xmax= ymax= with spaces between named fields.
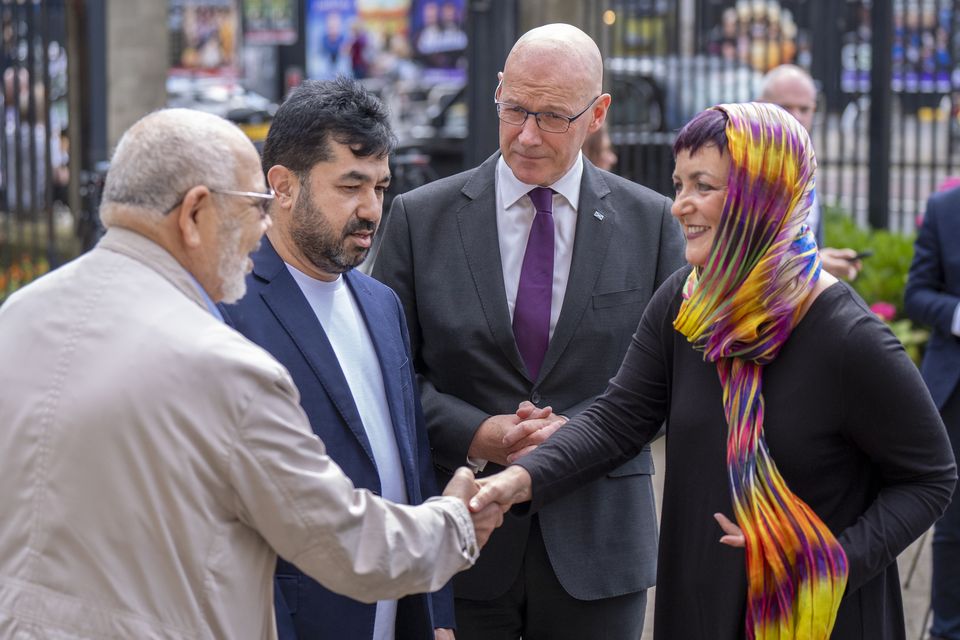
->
xmin=496 ymin=153 xmax=584 ymax=339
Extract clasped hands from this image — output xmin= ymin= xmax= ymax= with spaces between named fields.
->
xmin=441 ymin=402 xmax=567 ymax=548
xmin=468 ymin=400 xmax=568 ymax=466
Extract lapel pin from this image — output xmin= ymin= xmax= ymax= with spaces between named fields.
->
xmin=593 ymin=211 xmax=605 ymax=221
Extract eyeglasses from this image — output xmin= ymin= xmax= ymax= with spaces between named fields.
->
xmin=210 ymin=188 xmax=275 ymax=219
xmin=494 ymin=93 xmax=600 ymax=134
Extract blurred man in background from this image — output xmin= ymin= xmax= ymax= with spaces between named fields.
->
xmin=581 ymin=122 xmax=618 ymax=172
xmin=905 ymin=185 xmax=960 ymax=640
xmin=761 ymin=64 xmax=863 ymax=280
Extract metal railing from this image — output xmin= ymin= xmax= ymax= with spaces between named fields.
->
xmin=571 ymin=0 xmax=960 ymax=232
xmin=0 ymin=0 xmax=93 ymax=302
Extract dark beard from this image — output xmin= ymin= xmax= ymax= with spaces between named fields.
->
xmin=289 ymin=182 xmax=376 ymax=275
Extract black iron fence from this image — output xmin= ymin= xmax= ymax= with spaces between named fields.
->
xmin=4 ymin=0 xmax=958 ymax=299
xmin=563 ymin=0 xmax=960 ymax=233
xmin=0 ymin=0 xmax=97 ymax=302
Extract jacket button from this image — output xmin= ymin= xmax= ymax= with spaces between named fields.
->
xmin=530 ymin=390 xmax=541 ymax=405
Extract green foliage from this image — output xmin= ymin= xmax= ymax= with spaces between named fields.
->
xmin=822 ymin=207 xmax=916 ymax=317
xmin=822 ymin=206 xmax=927 ymax=364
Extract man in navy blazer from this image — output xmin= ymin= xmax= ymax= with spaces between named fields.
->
xmin=222 ymin=78 xmax=454 ymax=640
xmin=906 ymin=184 xmax=960 ymax=640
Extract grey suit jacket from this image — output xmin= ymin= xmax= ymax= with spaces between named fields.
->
xmin=372 ymin=153 xmax=685 ymax=601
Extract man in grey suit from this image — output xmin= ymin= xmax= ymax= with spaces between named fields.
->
xmin=373 ymin=23 xmax=685 ymax=640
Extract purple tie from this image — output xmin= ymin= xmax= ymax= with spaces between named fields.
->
xmin=512 ymin=187 xmax=555 ymax=380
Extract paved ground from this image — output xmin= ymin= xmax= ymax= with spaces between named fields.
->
xmin=640 ymin=439 xmax=935 ymax=640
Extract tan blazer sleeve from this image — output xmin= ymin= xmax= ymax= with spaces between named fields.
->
xmin=227 ymin=366 xmax=478 ymax=602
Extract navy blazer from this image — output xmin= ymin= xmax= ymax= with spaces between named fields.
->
xmin=220 ymin=238 xmax=453 ymax=639
xmin=905 ymin=185 xmax=960 ymax=409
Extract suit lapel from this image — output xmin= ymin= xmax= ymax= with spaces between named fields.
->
xmin=458 ymin=153 xmax=528 ymax=378
xmin=344 ymin=271 xmax=419 ymax=497
xmin=538 ymin=163 xmax=616 ymax=382
xmin=254 ymin=240 xmax=377 ymax=467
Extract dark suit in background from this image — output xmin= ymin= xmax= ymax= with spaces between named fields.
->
xmin=905 ymin=186 xmax=960 ymax=640
xmin=222 ymin=239 xmax=452 ymax=639
xmin=373 ymin=151 xmax=684 ymax=638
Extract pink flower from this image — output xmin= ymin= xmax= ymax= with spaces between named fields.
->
xmin=870 ymin=301 xmax=896 ymax=322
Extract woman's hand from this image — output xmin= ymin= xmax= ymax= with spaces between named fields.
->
xmin=713 ymin=513 xmax=745 ymax=548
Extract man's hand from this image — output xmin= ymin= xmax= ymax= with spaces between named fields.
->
xmin=502 ymin=403 xmax=568 ymax=463
xmin=442 ymin=467 xmax=503 ymax=549
xmin=434 ymin=628 xmax=455 ymax=640
xmin=469 ymin=465 xmax=533 ymax=514
xmin=820 ymin=247 xmax=862 ymax=281
xmin=468 ymin=414 xmax=524 ymax=466
xmin=468 ymin=402 xmax=557 ymax=465
xmin=515 ymin=400 xmax=553 ymax=420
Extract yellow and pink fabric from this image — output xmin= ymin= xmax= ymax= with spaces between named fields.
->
xmin=673 ymin=102 xmax=848 ymax=640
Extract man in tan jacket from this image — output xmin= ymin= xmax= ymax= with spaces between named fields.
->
xmin=0 ymin=108 xmax=501 ymax=639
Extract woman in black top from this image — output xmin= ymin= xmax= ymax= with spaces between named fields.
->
xmin=471 ymin=103 xmax=956 ymax=639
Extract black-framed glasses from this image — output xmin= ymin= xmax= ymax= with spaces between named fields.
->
xmin=210 ymin=188 xmax=275 ymax=219
xmin=494 ymin=94 xmax=600 ymax=134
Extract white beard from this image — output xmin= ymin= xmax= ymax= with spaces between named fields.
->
xmin=217 ymin=223 xmax=250 ymax=304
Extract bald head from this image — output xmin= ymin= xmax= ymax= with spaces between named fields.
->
xmin=504 ymin=24 xmax=603 ymax=98
xmin=760 ymin=64 xmax=817 ymax=132
xmin=496 ymin=23 xmax=611 ymax=186
xmin=100 ymin=108 xmax=255 ymax=226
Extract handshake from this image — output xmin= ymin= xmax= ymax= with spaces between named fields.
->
xmin=441 ymin=401 xmax=561 ymax=548
xmin=440 ymin=465 xmax=535 ymax=549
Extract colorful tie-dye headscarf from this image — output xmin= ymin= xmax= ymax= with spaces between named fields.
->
xmin=673 ymin=102 xmax=848 ymax=639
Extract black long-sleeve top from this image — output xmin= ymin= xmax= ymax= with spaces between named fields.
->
xmin=516 ymin=267 xmax=957 ymax=639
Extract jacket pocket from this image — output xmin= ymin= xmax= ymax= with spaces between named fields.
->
xmin=592 ymin=288 xmax=647 ymax=309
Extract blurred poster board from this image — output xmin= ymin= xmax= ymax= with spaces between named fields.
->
xmin=357 ymin=0 xmax=411 ymax=37
xmin=306 ymin=0 xmax=357 ymax=79
xmin=410 ymin=0 xmax=466 ymax=82
xmin=169 ymin=0 xmax=241 ymax=77
xmin=705 ymin=1 xmax=803 ymax=72
xmin=243 ymin=0 xmax=298 ymax=46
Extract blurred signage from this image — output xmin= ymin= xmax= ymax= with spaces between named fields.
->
xmin=243 ymin=0 xmax=298 ymax=46
xmin=410 ymin=0 xmax=467 ymax=82
xmin=169 ymin=0 xmax=241 ymax=77
xmin=306 ymin=0 xmax=357 ymax=79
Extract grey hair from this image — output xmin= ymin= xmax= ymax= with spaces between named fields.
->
xmin=100 ymin=108 xmax=246 ymax=224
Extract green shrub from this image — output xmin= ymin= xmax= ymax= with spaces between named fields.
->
xmin=822 ymin=206 xmax=928 ymax=364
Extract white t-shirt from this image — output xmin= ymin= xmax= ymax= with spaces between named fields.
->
xmin=287 ymin=265 xmax=408 ymax=640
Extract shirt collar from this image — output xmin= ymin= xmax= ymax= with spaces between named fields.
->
xmin=497 ymin=152 xmax=584 ymax=211
xmin=187 ymin=273 xmax=224 ymax=322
